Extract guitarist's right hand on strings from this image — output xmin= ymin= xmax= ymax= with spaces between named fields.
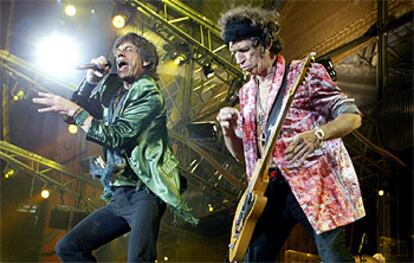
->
xmin=216 ymin=107 xmax=240 ymax=136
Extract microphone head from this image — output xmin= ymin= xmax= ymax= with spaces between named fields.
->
xmin=75 ymin=61 xmax=112 ymax=70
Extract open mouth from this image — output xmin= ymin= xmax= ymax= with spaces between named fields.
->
xmin=117 ymin=61 xmax=129 ymax=71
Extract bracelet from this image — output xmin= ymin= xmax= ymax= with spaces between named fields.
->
xmin=314 ymin=128 xmax=325 ymax=146
xmin=73 ymin=109 xmax=90 ymax=126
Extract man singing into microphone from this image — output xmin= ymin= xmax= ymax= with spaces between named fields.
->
xmin=33 ymin=32 xmax=197 ymax=262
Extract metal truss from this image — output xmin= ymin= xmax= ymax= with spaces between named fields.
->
xmin=125 ymin=0 xmax=241 ymax=77
xmin=1 ymin=0 xmax=16 ymax=143
xmin=119 ymin=0 xmax=244 ymax=121
xmin=171 ymin=131 xmax=244 ymax=189
xmin=345 ymin=116 xmax=408 ymax=200
xmin=0 ymin=141 xmax=101 ymax=210
xmin=0 ymin=50 xmax=77 ymax=93
xmin=1 ymin=77 xmax=10 ymax=142
xmin=0 ymin=51 xmax=98 ymax=211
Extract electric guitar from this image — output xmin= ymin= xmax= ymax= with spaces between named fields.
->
xmin=228 ymin=52 xmax=316 ymax=262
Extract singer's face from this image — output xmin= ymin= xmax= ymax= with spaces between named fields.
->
xmin=229 ymin=39 xmax=265 ymax=75
xmin=115 ymin=41 xmax=144 ymax=82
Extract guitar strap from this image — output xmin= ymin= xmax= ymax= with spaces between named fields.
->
xmin=264 ymin=63 xmax=290 ymax=145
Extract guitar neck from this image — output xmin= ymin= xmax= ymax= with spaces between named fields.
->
xmin=248 ymin=53 xmax=315 ymax=193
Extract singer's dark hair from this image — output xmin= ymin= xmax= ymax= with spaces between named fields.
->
xmin=113 ymin=32 xmax=159 ymax=80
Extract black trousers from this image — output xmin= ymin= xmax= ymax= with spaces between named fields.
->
xmin=244 ymin=176 xmax=354 ymax=263
xmin=55 ymin=186 xmax=166 ymax=262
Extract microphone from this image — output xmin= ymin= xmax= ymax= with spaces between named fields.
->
xmin=75 ymin=62 xmax=112 ymax=71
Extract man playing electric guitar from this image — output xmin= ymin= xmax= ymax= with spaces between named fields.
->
xmin=216 ymin=6 xmax=366 ymax=262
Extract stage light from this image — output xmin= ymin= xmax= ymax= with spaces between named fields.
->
xmin=378 ymin=189 xmax=384 ymax=196
xmin=12 ymin=89 xmax=25 ymax=102
xmin=64 ymin=5 xmax=77 ymax=16
xmin=202 ymin=63 xmax=215 ymax=79
xmin=36 ymin=33 xmax=80 ymax=75
xmin=163 ymin=256 xmax=169 ymax=261
xmin=41 ymin=189 xmax=50 ymax=199
xmin=173 ymin=54 xmax=187 ymax=65
xmin=68 ymin=124 xmax=78 ymax=134
xmin=112 ymin=14 xmax=127 ymax=29
xmin=90 ymin=9 xmax=96 ymax=14
xmin=3 ymin=168 xmax=14 ymax=179
xmin=16 ymin=90 xmax=25 ymax=97
xmin=165 ymin=42 xmax=190 ymax=65
xmin=208 ymin=203 xmax=214 ymax=212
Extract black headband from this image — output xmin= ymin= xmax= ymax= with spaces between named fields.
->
xmin=223 ymin=19 xmax=264 ymax=44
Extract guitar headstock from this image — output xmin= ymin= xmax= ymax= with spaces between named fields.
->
xmin=290 ymin=52 xmax=316 ymax=96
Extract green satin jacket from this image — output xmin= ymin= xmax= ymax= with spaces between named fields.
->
xmin=79 ymin=74 xmax=197 ymax=224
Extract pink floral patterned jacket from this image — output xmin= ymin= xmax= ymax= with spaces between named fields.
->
xmin=236 ymin=54 xmax=365 ymax=234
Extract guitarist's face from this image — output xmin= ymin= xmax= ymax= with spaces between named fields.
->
xmin=229 ymin=39 xmax=270 ymax=76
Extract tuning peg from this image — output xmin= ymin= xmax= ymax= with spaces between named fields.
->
xmin=310 ymin=52 xmax=316 ymax=61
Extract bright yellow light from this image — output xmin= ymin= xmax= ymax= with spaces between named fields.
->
xmin=12 ymin=90 xmax=25 ymax=102
xmin=13 ymin=90 xmax=26 ymax=102
xmin=65 ymin=5 xmax=77 ymax=16
xmin=36 ymin=34 xmax=80 ymax=75
xmin=112 ymin=15 xmax=127 ymax=29
xmin=41 ymin=189 xmax=50 ymax=199
xmin=174 ymin=54 xmax=187 ymax=65
xmin=378 ymin=190 xmax=384 ymax=196
xmin=16 ymin=90 xmax=25 ymax=97
xmin=208 ymin=204 xmax=214 ymax=212
xmin=163 ymin=256 xmax=169 ymax=261
xmin=4 ymin=169 xmax=14 ymax=178
xmin=68 ymin=124 xmax=78 ymax=134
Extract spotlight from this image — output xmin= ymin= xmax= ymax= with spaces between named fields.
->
xmin=112 ymin=14 xmax=127 ymax=29
xmin=41 ymin=189 xmax=50 ymax=199
xmin=166 ymin=42 xmax=190 ymax=65
xmin=173 ymin=54 xmax=187 ymax=65
xmin=163 ymin=256 xmax=169 ymax=261
xmin=36 ymin=33 xmax=80 ymax=75
xmin=208 ymin=203 xmax=214 ymax=212
xmin=16 ymin=90 xmax=25 ymax=97
xmin=12 ymin=89 xmax=25 ymax=102
xmin=202 ymin=63 xmax=215 ymax=79
xmin=68 ymin=124 xmax=78 ymax=134
xmin=378 ymin=189 xmax=384 ymax=196
xmin=3 ymin=168 xmax=15 ymax=179
xmin=64 ymin=5 xmax=77 ymax=16
xmin=90 ymin=9 xmax=96 ymax=14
